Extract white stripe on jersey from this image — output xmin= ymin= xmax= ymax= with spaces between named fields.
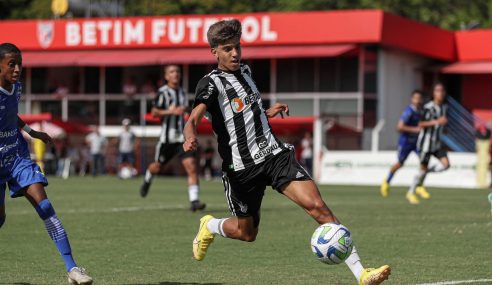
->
xmin=156 ymin=85 xmax=186 ymax=144
xmin=212 ymin=75 xmax=245 ymax=170
xmin=417 ymin=101 xmax=447 ymax=153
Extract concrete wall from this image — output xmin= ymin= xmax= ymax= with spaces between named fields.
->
xmin=376 ymin=48 xmax=430 ymax=150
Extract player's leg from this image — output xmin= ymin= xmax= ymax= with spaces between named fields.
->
xmin=193 ymin=172 xmax=264 ymax=260
xmin=0 ymin=184 xmax=6 ymax=229
xmin=281 ymin=180 xmax=390 ymax=284
xmin=140 ymin=142 xmax=166 ymax=197
xmin=407 ymin=152 xmax=430 ymax=204
xmin=24 ymin=184 xmax=93 ymax=284
xmin=427 ymin=150 xmax=450 ymax=173
xmin=181 ymin=155 xmax=206 ymax=211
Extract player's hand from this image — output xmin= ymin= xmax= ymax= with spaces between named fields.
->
xmin=169 ymin=105 xmax=185 ymax=116
xmin=31 ymin=130 xmax=54 ymax=145
xmin=183 ymin=137 xmax=198 ymax=152
xmin=437 ymin=117 xmax=448 ymax=125
xmin=266 ymin=103 xmax=290 ymax=118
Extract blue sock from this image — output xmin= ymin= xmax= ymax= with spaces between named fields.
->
xmin=0 ymin=215 xmax=5 ymax=228
xmin=35 ymin=199 xmax=77 ymax=272
xmin=386 ymin=172 xmax=395 ymax=183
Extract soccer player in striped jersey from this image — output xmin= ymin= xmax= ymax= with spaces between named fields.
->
xmin=0 ymin=43 xmax=92 ymax=284
xmin=407 ymin=83 xmax=450 ymax=204
xmin=139 ymin=65 xmax=206 ymax=212
xmin=183 ymin=20 xmax=390 ymax=285
xmin=380 ymin=90 xmax=423 ymax=197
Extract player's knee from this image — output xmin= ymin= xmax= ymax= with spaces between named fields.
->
xmin=240 ymin=230 xmax=257 ymax=242
xmin=34 ymin=199 xmax=56 ymax=220
xmin=149 ymin=162 xmax=161 ymax=174
xmin=0 ymin=215 xmax=5 ymax=228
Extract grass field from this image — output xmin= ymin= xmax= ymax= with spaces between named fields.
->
xmin=1 ymin=176 xmax=491 ymax=285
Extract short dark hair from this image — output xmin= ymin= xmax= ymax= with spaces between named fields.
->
xmin=411 ymin=89 xmax=423 ymax=96
xmin=206 ymin=19 xmax=242 ymax=48
xmin=0 ymin=43 xmax=21 ymax=60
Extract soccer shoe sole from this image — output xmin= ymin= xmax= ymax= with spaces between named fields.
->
xmin=68 ymin=277 xmax=93 ymax=285
xmin=360 ymin=265 xmax=391 ymax=285
xmin=192 ymin=215 xmax=215 ymax=261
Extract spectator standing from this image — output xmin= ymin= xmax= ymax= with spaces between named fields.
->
xmin=85 ymin=126 xmax=107 ymax=177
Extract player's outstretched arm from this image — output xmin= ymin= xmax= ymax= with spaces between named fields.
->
xmin=17 ymin=116 xmax=53 ymax=145
xmin=266 ymin=102 xmax=289 ymax=118
xmin=183 ymin=103 xmax=207 ymax=152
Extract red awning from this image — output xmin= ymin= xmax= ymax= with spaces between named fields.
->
xmin=145 ymin=113 xmax=314 ymax=135
xmin=22 ymin=44 xmax=356 ymax=67
xmin=19 ymin=113 xmax=90 ymax=134
xmin=441 ymin=61 xmax=492 ymax=74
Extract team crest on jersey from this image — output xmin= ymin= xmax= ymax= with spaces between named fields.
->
xmin=37 ymin=21 xmax=55 ymax=48
xmin=231 ymin=98 xmax=245 ymax=113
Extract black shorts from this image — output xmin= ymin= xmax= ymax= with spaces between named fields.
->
xmin=222 ymin=149 xmax=311 ymax=218
xmin=420 ymin=149 xmax=448 ymax=166
xmin=154 ymin=142 xmax=195 ymax=165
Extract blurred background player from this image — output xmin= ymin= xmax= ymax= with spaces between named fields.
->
xmin=300 ymin=131 xmax=313 ymax=176
xmin=380 ymin=90 xmax=423 ymax=197
xmin=407 ymin=83 xmax=450 ymax=204
xmin=140 ymin=65 xmax=206 ymax=212
xmin=184 ymin=19 xmax=390 ymax=285
xmin=202 ymin=139 xmax=215 ymax=181
xmin=0 ymin=43 xmax=92 ymax=284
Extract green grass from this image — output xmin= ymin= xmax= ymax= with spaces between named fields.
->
xmin=1 ymin=176 xmax=492 ymax=285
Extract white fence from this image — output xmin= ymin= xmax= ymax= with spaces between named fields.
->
xmin=318 ymin=151 xmax=485 ymax=189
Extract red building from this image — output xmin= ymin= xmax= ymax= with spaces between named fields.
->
xmin=0 ymin=10 xmax=490 ymax=150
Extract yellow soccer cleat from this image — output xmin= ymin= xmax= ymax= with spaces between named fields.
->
xmin=406 ymin=192 xmax=420 ymax=205
xmin=193 ymin=215 xmax=215 ymax=261
xmin=359 ymin=265 xmax=391 ymax=285
xmin=416 ymin=186 xmax=430 ymax=199
xmin=380 ymin=181 xmax=390 ymax=198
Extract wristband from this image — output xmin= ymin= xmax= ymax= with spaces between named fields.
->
xmin=22 ymin=124 xmax=32 ymax=133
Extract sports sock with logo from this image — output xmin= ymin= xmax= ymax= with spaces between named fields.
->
xmin=35 ymin=199 xmax=77 ymax=272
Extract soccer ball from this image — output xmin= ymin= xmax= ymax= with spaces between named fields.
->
xmin=310 ymin=223 xmax=353 ymax=265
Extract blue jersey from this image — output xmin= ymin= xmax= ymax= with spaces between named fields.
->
xmin=0 ymin=82 xmax=29 ymax=167
xmin=398 ymin=105 xmax=420 ymax=146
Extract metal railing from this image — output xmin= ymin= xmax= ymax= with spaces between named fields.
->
xmin=443 ymin=96 xmax=486 ymax=152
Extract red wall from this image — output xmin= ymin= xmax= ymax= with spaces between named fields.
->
xmin=462 ymin=74 xmax=492 ymax=110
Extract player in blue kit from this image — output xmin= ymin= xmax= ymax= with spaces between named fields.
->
xmin=0 ymin=43 xmax=92 ymax=285
xmin=380 ymin=90 xmax=423 ymax=197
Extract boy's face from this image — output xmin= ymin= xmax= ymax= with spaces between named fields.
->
xmin=433 ymin=84 xmax=446 ymax=103
xmin=164 ymin=65 xmax=181 ymax=86
xmin=0 ymin=53 xmax=22 ymax=85
xmin=411 ymin=93 xmax=423 ymax=109
xmin=212 ymin=39 xmax=241 ymax=72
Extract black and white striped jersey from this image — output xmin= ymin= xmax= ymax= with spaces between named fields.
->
xmin=417 ymin=101 xmax=448 ymax=153
xmin=194 ymin=64 xmax=286 ymax=172
xmin=154 ymin=85 xmax=188 ymax=144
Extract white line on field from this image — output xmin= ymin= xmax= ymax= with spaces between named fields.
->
xmin=413 ymin=279 xmax=492 ymax=285
xmin=7 ymin=203 xmax=225 ymax=216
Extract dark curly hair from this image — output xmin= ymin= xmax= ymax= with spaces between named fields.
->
xmin=0 ymin=43 xmax=21 ymax=60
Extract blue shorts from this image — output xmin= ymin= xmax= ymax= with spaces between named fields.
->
xmin=0 ymin=156 xmax=48 ymax=199
xmin=397 ymin=143 xmax=418 ymax=164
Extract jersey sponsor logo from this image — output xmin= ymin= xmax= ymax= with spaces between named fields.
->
xmin=37 ymin=21 xmax=55 ymax=48
xmin=230 ymin=92 xmax=261 ymax=113
xmin=0 ymin=129 xmax=17 ymax=139
xmin=253 ymin=143 xmax=279 ymax=160
xmin=257 ymin=138 xmax=268 ymax=149
xmin=231 ymin=98 xmax=245 ymax=113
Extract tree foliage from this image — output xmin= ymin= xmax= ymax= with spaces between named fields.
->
xmin=2 ymin=0 xmax=492 ymax=30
